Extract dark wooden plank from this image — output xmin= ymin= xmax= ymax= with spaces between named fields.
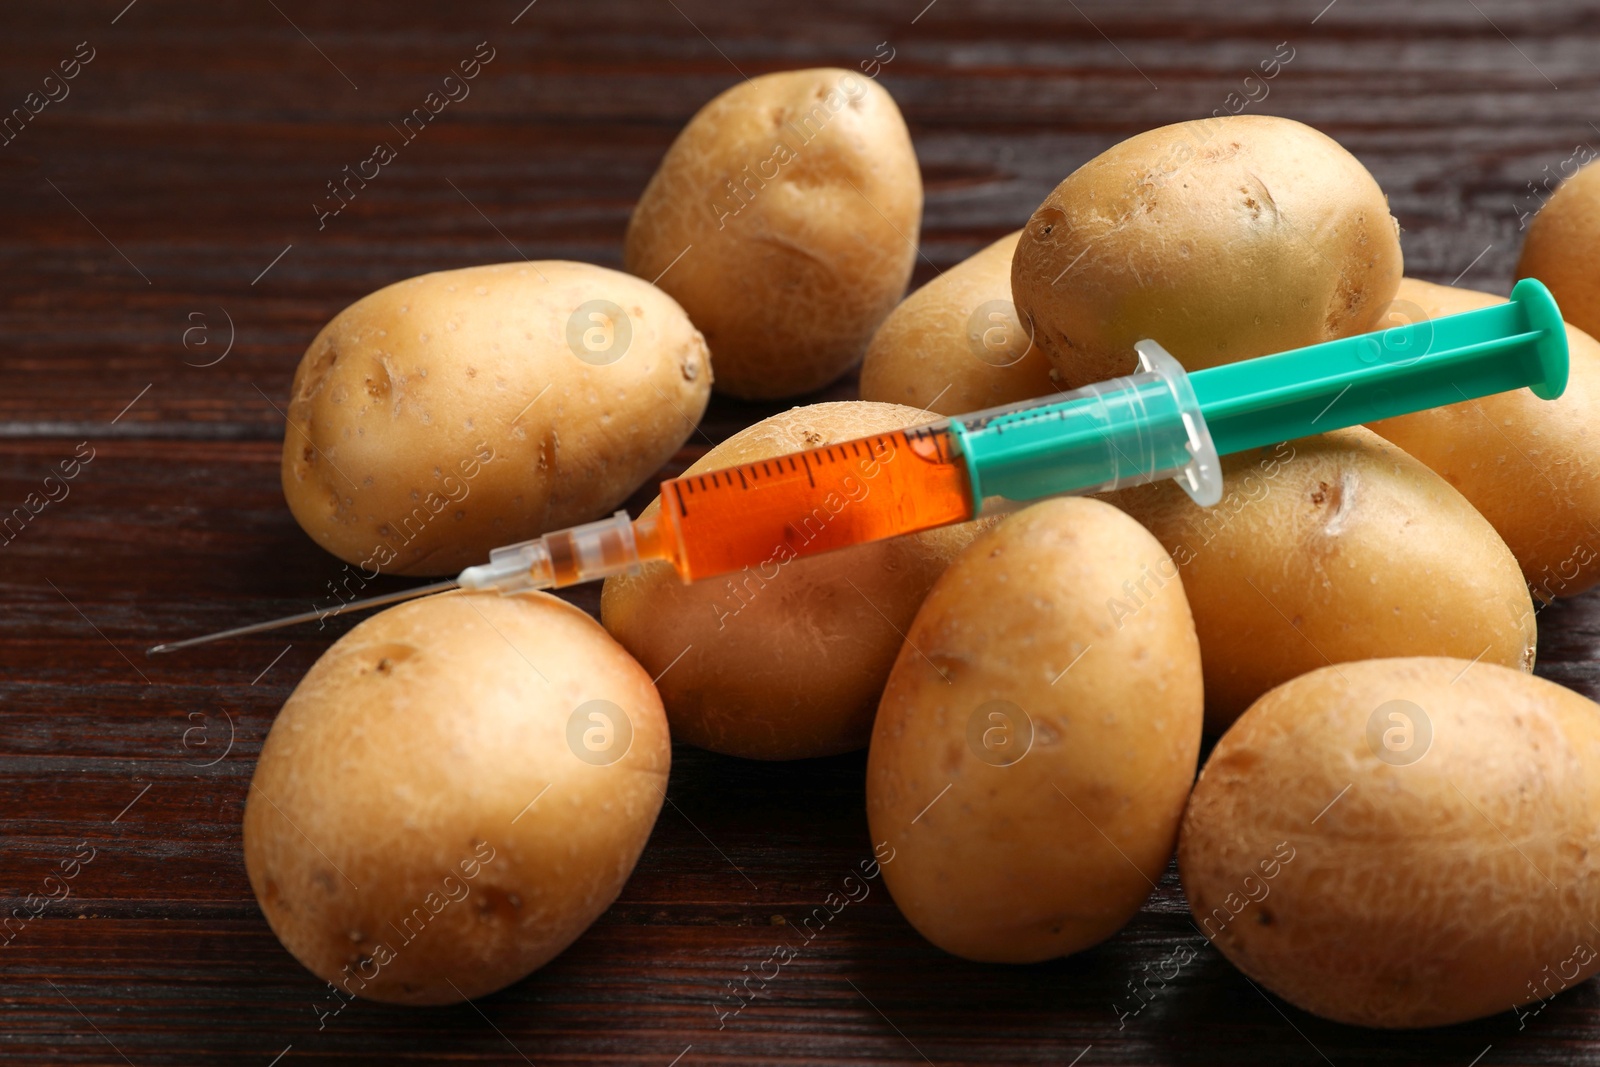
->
xmin=1 ymin=0 xmax=1597 ymax=429
xmin=6 ymin=0 xmax=1600 ymax=1063
xmin=4 ymin=434 xmax=1600 ymax=1063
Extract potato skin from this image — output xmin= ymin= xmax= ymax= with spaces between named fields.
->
xmin=600 ymin=402 xmax=984 ymax=760
xmin=624 ymin=68 xmax=921 ymax=400
xmin=1104 ymin=426 xmax=1535 ymax=732
xmin=243 ymin=591 xmax=670 ymax=1005
xmin=282 ymin=261 xmax=711 ymax=576
xmin=1366 ymin=277 xmax=1600 ymax=601
xmin=867 ymin=498 xmax=1203 ymax=963
xmin=860 ymin=231 xmax=1055 ymax=414
xmin=1013 ymin=115 xmax=1402 ymax=388
xmin=1518 ymin=158 xmax=1600 ymax=342
xmin=1179 ymin=657 xmax=1600 ymax=1028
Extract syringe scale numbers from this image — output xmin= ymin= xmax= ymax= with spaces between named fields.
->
xmin=652 ymin=427 xmax=973 ymax=581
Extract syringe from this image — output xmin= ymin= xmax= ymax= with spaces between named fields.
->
xmin=148 ymin=279 xmax=1569 ymax=655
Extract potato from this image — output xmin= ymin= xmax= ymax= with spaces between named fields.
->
xmin=1518 ymin=158 xmax=1600 ymax=342
xmin=624 ymin=68 xmax=921 ymax=400
xmin=601 ymin=401 xmax=984 ymax=760
xmin=860 ymin=230 xmax=1055 ymax=414
xmin=282 ymin=261 xmax=711 ymax=576
xmin=1104 ymin=426 xmax=1535 ymax=732
xmin=1013 ymin=115 xmax=1402 ymax=389
xmin=1180 ymin=657 xmax=1600 ymax=1028
xmin=243 ymin=591 xmax=670 ymax=1005
xmin=1365 ymin=277 xmax=1600 ymax=601
xmin=867 ymin=498 xmax=1203 ymax=963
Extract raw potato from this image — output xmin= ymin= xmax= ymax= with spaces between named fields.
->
xmin=1366 ymin=277 xmax=1600 ymax=601
xmin=624 ymin=68 xmax=921 ymax=400
xmin=1104 ymin=426 xmax=1536 ymax=732
xmin=860 ymin=231 xmax=1055 ymax=414
xmin=601 ymin=401 xmax=985 ymax=761
xmin=1180 ymin=657 xmax=1600 ymax=1028
xmin=1013 ymin=115 xmax=1403 ymax=388
xmin=867 ymin=498 xmax=1203 ymax=963
xmin=244 ymin=591 xmax=670 ymax=1005
xmin=1518 ymin=158 xmax=1600 ymax=342
xmin=282 ymin=261 xmax=711 ymax=576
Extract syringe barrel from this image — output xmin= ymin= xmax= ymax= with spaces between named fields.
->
xmin=950 ymin=341 xmax=1223 ymax=509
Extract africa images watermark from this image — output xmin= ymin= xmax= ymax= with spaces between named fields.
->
xmin=0 ymin=442 xmax=96 ymax=548
xmin=708 ymin=435 xmax=900 ymax=630
xmin=1102 ymin=442 xmax=1296 ymax=631
xmin=1048 ymin=40 xmax=1301 ymax=293
xmin=314 ymin=41 xmax=497 ymax=230
xmin=1513 ymin=137 xmax=1596 ymax=230
xmin=309 ymin=441 xmax=497 ymax=624
xmin=705 ymin=39 xmax=896 ymax=234
xmin=311 ymin=839 xmax=500 ymax=1028
xmin=1113 ymin=839 xmax=1296 ymax=1029
xmin=713 ymin=841 xmax=898 ymax=1029
xmin=1 ymin=841 xmax=98 ymax=948
xmin=1 ymin=41 xmax=96 ymax=148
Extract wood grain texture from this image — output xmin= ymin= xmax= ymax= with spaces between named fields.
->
xmin=4 ymin=0 xmax=1600 ymax=1062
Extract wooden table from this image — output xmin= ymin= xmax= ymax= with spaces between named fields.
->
xmin=5 ymin=0 xmax=1600 ymax=1062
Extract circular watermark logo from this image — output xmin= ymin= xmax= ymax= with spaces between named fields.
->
xmin=1358 ymin=298 xmax=1435 ymax=369
xmin=567 ymin=699 xmax=633 ymax=765
xmin=966 ymin=699 xmax=1033 ymax=767
xmin=181 ymin=708 xmax=235 ymax=768
xmin=566 ymin=300 xmax=632 ymax=366
xmin=181 ymin=307 xmax=235 ymax=368
xmin=1366 ymin=699 xmax=1431 ymax=766
xmin=965 ymin=299 xmax=1034 ymax=368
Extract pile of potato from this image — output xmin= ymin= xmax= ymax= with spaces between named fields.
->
xmin=245 ymin=67 xmax=1600 ymax=1029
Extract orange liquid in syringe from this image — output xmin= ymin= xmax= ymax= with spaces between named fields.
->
xmin=650 ymin=425 xmax=976 ymax=583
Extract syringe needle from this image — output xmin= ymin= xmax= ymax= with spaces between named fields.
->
xmin=146 ymin=579 xmax=460 ymax=655
xmin=148 ymin=508 xmax=654 ymax=656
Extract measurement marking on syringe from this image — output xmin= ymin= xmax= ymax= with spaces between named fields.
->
xmin=800 ymin=453 xmax=816 ymax=487
xmin=671 ymin=481 xmax=689 ymax=516
xmin=736 ymin=467 xmax=749 ymax=489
